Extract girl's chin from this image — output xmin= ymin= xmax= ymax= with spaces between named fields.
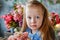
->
xmin=31 ymin=27 xmax=37 ymax=30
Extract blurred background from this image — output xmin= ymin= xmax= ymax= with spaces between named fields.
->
xmin=0 ymin=0 xmax=60 ymax=40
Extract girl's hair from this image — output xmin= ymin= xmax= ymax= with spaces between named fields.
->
xmin=20 ymin=0 xmax=55 ymax=40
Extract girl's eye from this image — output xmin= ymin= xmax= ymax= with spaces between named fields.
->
xmin=36 ymin=16 xmax=40 ymax=19
xmin=28 ymin=17 xmax=31 ymax=19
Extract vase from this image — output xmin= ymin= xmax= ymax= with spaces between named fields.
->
xmin=14 ymin=27 xmax=21 ymax=32
xmin=10 ymin=27 xmax=21 ymax=33
xmin=10 ymin=27 xmax=15 ymax=33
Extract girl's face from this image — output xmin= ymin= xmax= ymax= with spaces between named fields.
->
xmin=26 ymin=7 xmax=43 ymax=30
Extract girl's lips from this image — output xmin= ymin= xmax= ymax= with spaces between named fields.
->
xmin=31 ymin=25 xmax=37 ymax=27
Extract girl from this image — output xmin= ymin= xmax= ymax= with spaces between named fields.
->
xmin=8 ymin=0 xmax=55 ymax=40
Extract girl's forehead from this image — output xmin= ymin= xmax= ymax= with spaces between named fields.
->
xmin=26 ymin=7 xmax=44 ymax=15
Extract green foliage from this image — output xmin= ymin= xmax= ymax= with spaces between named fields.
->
xmin=13 ymin=3 xmax=17 ymax=10
xmin=5 ymin=0 xmax=8 ymax=1
xmin=9 ymin=20 xmax=19 ymax=28
xmin=48 ymin=0 xmax=54 ymax=4
xmin=56 ymin=0 xmax=60 ymax=4
xmin=48 ymin=0 xmax=60 ymax=4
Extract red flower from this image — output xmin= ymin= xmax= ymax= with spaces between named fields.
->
xmin=55 ymin=14 xmax=60 ymax=24
xmin=13 ymin=13 xmax=22 ymax=22
xmin=18 ymin=32 xmax=28 ymax=40
xmin=6 ymin=24 xmax=11 ymax=29
xmin=0 ymin=4 xmax=23 ymax=31
xmin=51 ymin=12 xmax=56 ymax=18
xmin=1 ymin=15 xmax=7 ymax=20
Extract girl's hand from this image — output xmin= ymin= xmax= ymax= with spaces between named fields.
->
xmin=8 ymin=32 xmax=30 ymax=40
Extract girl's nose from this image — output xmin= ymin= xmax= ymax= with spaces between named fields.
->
xmin=31 ymin=18 xmax=36 ymax=23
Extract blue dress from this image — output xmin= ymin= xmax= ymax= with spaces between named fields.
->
xmin=26 ymin=27 xmax=42 ymax=40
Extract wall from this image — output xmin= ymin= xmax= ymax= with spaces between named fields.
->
xmin=0 ymin=0 xmax=14 ymax=33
